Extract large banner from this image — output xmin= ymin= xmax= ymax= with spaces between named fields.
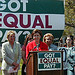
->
xmin=0 ymin=0 xmax=65 ymax=45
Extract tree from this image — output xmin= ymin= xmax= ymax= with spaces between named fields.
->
xmin=63 ymin=0 xmax=75 ymax=36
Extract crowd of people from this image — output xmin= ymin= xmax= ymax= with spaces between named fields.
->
xmin=58 ymin=35 xmax=75 ymax=75
xmin=1 ymin=29 xmax=75 ymax=75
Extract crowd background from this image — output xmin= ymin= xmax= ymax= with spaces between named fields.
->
xmin=0 ymin=29 xmax=75 ymax=75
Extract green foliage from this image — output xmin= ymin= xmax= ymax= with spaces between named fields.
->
xmin=63 ymin=26 xmax=75 ymax=36
xmin=63 ymin=0 xmax=75 ymax=36
xmin=65 ymin=0 xmax=75 ymax=24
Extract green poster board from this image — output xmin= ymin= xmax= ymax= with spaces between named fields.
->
xmin=38 ymin=51 xmax=62 ymax=71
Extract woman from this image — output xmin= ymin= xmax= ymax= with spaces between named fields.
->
xmin=22 ymin=34 xmax=33 ymax=75
xmin=43 ymin=33 xmax=57 ymax=50
xmin=65 ymin=36 xmax=73 ymax=48
xmin=58 ymin=37 xmax=64 ymax=47
xmin=67 ymin=47 xmax=75 ymax=75
xmin=64 ymin=35 xmax=73 ymax=75
xmin=26 ymin=29 xmax=48 ymax=59
xmin=2 ymin=30 xmax=21 ymax=75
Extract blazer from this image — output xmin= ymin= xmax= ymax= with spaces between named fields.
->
xmin=1 ymin=41 xmax=22 ymax=70
xmin=67 ymin=47 xmax=75 ymax=70
xmin=26 ymin=40 xmax=48 ymax=59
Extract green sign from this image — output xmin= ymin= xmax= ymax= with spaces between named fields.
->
xmin=38 ymin=52 xmax=62 ymax=71
xmin=0 ymin=0 xmax=65 ymax=45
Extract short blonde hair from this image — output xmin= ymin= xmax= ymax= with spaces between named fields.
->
xmin=7 ymin=30 xmax=15 ymax=40
xmin=43 ymin=33 xmax=54 ymax=43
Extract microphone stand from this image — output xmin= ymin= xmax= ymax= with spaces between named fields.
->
xmin=26 ymin=46 xmax=37 ymax=65
xmin=36 ymin=44 xmax=40 ymax=51
xmin=31 ymin=44 xmax=40 ymax=51
xmin=26 ymin=44 xmax=40 ymax=64
xmin=31 ymin=46 xmax=37 ymax=51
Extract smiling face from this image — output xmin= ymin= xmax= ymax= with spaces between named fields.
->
xmin=66 ymin=37 xmax=72 ymax=47
xmin=8 ymin=33 xmax=15 ymax=43
xmin=33 ymin=32 xmax=41 ymax=43
xmin=45 ymin=36 xmax=52 ymax=46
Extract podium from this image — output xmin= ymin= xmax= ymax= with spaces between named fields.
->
xmin=26 ymin=51 xmax=63 ymax=75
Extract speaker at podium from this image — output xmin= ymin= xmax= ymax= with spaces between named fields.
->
xmin=26 ymin=51 xmax=63 ymax=75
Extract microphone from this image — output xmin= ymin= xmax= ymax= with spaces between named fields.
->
xmin=31 ymin=44 xmax=40 ymax=51
xmin=31 ymin=46 xmax=37 ymax=51
xmin=36 ymin=44 xmax=40 ymax=51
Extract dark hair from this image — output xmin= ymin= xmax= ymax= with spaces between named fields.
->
xmin=65 ymin=35 xmax=73 ymax=45
xmin=59 ymin=37 xmax=63 ymax=43
xmin=65 ymin=35 xmax=73 ymax=41
xmin=32 ymin=29 xmax=42 ymax=37
xmin=24 ymin=34 xmax=32 ymax=46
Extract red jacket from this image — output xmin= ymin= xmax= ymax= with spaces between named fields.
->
xmin=26 ymin=40 xmax=48 ymax=59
